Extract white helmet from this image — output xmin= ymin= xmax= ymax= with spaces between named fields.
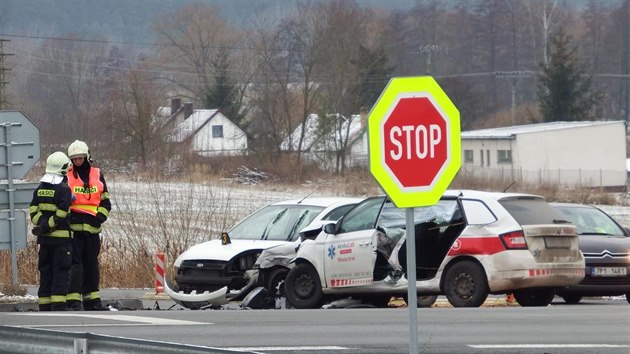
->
xmin=68 ymin=140 xmax=91 ymax=161
xmin=45 ymin=151 xmax=71 ymax=175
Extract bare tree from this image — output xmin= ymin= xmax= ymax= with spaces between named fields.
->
xmin=313 ymin=0 xmax=375 ymax=173
xmin=151 ymin=3 xmax=242 ymax=102
xmin=245 ymin=16 xmax=300 ymax=158
xmin=17 ymin=34 xmax=111 ymax=144
xmin=108 ymin=61 xmax=168 ymax=165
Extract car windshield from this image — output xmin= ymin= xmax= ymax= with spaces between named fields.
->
xmin=229 ymin=205 xmax=325 ymax=241
xmin=554 ymin=205 xmax=626 ymax=236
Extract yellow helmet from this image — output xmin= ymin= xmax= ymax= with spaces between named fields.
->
xmin=68 ymin=140 xmax=91 ymax=161
xmin=45 ymin=151 xmax=70 ymax=175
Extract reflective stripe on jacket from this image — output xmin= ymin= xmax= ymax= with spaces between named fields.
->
xmin=67 ymin=167 xmax=103 ymax=216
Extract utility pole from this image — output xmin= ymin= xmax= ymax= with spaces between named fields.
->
xmin=418 ymin=44 xmax=446 ymax=75
xmin=0 ymin=39 xmax=14 ymax=110
xmin=494 ymin=71 xmax=534 ymax=125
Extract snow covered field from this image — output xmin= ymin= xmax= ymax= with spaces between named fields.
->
xmin=101 ymin=176 xmax=355 ymax=253
xmin=103 ymin=175 xmax=630 ymax=244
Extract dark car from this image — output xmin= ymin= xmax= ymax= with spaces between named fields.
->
xmin=552 ymin=203 xmax=630 ymax=304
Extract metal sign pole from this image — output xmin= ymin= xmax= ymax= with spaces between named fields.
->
xmin=2 ymin=122 xmax=20 ymax=286
xmin=406 ymin=207 xmax=418 ymax=353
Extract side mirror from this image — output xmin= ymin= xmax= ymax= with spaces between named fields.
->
xmin=323 ymin=222 xmax=337 ymax=235
xmin=299 ymin=225 xmax=324 ymax=241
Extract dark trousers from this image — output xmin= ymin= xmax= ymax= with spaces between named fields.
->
xmin=68 ymin=232 xmax=101 ymax=302
xmin=38 ymin=241 xmax=72 ymax=307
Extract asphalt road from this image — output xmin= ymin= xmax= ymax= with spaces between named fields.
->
xmin=1 ymin=295 xmax=629 ymax=354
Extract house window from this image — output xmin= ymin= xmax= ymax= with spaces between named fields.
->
xmin=479 ymin=150 xmax=484 ymax=167
xmin=212 ymin=125 xmax=223 ymax=138
xmin=464 ymin=149 xmax=474 ymax=163
xmin=497 ymin=150 xmax=513 ymax=164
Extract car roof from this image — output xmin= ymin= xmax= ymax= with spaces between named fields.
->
xmin=444 ymin=189 xmax=545 ymax=200
xmin=269 ymin=196 xmax=363 ymax=208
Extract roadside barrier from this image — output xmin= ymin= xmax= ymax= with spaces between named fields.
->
xmin=0 ymin=325 xmax=255 ymax=353
xmin=155 ymin=251 xmax=166 ymax=294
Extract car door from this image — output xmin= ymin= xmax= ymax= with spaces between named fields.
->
xmin=322 ymin=197 xmax=386 ymax=288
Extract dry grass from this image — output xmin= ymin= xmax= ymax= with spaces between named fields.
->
xmin=1 ymin=158 xmax=625 ymax=294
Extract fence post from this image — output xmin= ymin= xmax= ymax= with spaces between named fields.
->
xmin=155 ymin=251 xmax=165 ymax=294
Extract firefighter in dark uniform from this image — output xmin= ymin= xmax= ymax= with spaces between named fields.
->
xmin=65 ymin=140 xmax=111 ymax=311
xmin=29 ymin=151 xmax=73 ymax=311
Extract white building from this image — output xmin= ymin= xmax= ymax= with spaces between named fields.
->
xmin=460 ymin=121 xmax=627 ymax=189
xmin=164 ymin=99 xmax=248 ymax=157
xmin=280 ymin=113 xmax=365 ymax=169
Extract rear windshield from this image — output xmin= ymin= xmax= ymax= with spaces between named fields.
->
xmin=499 ymin=198 xmax=567 ymax=225
xmin=553 ymin=205 xmax=625 ymax=236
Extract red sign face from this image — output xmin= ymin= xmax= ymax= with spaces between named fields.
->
xmin=382 ymin=96 xmax=448 ymax=188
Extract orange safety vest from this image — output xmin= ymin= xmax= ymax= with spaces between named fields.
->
xmin=67 ymin=167 xmax=103 ymax=216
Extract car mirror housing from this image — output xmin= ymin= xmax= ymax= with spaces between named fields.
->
xmin=323 ymin=222 xmax=337 ymax=235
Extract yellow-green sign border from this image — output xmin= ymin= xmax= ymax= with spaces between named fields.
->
xmin=368 ymin=76 xmax=461 ymax=208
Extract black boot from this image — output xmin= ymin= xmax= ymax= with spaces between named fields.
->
xmin=38 ymin=304 xmax=51 ymax=312
xmin=51 ymin=302 xmax=68 ymax=311
xmin=67 ymin=300 xmax=83 ymax=311
xmin=83 ymin=299 xmax=108 ymax=311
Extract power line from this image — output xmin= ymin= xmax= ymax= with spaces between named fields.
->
xmin=0 ymin=32 xmax=167 ymax=47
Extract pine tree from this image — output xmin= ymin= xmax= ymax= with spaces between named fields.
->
xmin=538 ymin=28 xmax=601 ymax=122
xmin=203 ymin=49 xmax=246 ymax=126
xmin=353 ymin=45 xmax=395 ymax=110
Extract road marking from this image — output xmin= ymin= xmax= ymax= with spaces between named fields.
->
xmin=469 ymin=344 xmax=629 ymax=349
xmin=13 ymin=313 xmax=207 ymax=325
xmin=226 ymin=346 xmax=350 ymax=351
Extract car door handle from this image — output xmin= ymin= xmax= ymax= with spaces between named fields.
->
xmin=359 ymin=241 xmax=371 ymax=247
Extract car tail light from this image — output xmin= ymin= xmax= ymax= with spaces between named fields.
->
xmin=499 ymin=231 xmax=528 ymax=249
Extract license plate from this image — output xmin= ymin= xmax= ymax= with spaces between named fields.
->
xmin=544 ymin=237 xmax=571 ymax=249
xmin=592 ymin=267 xmax=628 ymax=277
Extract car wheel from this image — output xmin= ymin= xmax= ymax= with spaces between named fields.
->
xmin=561 ymin=294 xmax=583 ymax=304
xmin=265 ymin=267 xmax=289 ymax=297
xmin=513 ymin=288 xmax=556 ymax=307
xmin=285 ymin=263 xmax=323 ymax=309
xmin=443 ymin=260 xmax=489 ymax=307
xmin=403 ymin=294 xmax=438 ymax=308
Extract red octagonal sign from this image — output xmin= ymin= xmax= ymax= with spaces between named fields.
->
xmin=382 ymin=96 xmax=447 ymax=188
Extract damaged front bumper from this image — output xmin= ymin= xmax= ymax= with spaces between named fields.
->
xmin=164 ymin=276 xmax=229 ymax=308
xmin=164 ymin=270 xmax=261 ymax=309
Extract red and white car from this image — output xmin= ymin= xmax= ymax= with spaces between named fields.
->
xmin=284 ymin=190 xmax=585 ymax=308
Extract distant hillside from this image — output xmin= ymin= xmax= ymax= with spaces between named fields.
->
xmin=0 ymin=0 xmax=413 ymax=43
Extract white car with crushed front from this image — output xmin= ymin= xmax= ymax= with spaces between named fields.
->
xmin=164 ymin=196 xmax=361 ymax=309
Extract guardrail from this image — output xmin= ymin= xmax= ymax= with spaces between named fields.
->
xmin=0 ymin=325 xmax=253 ymax=354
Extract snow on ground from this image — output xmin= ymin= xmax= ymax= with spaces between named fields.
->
xmin=101 ymin=176 xmax=356 ymax=248
xmin=0 ymin=293 xmax=37 ymax=304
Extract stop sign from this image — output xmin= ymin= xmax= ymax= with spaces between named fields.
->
xmin=368 ymin=77 xmax=461 ymax=208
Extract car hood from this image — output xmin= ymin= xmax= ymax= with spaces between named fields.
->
xmin=174 ymin=239 xmax=291 ymax=266
xmin=579 ymin=235 xmax=630 ymax=259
